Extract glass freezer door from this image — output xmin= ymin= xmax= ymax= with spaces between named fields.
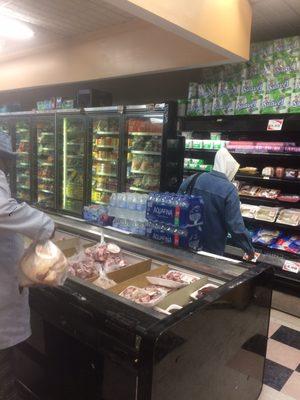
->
xmin=126 ymin=115 xmax=163 ymax=193
xmin=15 ymin=119 xmax=31 ymax=202
xmin=91 ymin=116 xmax=120 ymax=205
xmin=58 ymin=116 xmax=86 ymax=214
xmin=36 ymin=118 xmax=56 ymax=209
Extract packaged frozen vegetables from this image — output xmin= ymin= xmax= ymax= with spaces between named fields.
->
xmin=255 ymin=206 xmax=280 ymax=223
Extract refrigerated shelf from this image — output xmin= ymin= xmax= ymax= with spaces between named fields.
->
xmin=129 ymin=132 xmax=162 ymax=137
xmin=129 ymin=150 xmax=161 ymax=155
xmin=131 ymin=170 xmax=159 ymax=176
xmin=95 ymin=145 xmax=118 ymax=151
xmin=94 ymin=131 xmax=119 ymax=136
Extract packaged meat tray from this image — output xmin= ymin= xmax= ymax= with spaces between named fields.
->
xmin=240 ymin=204 xmax=259 ymax=219
xmin=239 ymin=185 xmax=261 ymax=196
xmin=190 ymin=284 xmax=218 ymax=301
xmin=276 ymin=209 xmax=300 ymax=226
xmin=252 ymin=228 xmax=281 ymax=246
xmin=257 ymin=188 xmax=281 ymax=199
xmin=119 ymin=285 xmax=170 ymax=307
xmin=146 ymin=269 xmax=199 ymax=289
xmin=277 ymin=195 xmax=300 ymax=203
xmin=255 ymin=206 xmax=280 ymax=222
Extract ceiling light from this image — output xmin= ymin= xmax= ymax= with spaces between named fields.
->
xmin=0 ymin=15 xmax=34 ymax=40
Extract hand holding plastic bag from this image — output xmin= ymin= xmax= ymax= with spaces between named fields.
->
xmin=19 ymin=240 xmax=68 ymax=287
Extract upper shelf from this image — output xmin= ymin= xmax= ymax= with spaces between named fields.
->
xmin=179 ymin=113 xmax=300 ymax=133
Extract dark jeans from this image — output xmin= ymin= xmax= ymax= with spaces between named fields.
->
xmin=0 ymin=348 xmax=19 ymax=400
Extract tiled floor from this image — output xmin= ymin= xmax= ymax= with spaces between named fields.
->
xmin=258 ymin=309 xmax=300 ymax=400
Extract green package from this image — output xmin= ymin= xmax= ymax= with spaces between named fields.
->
xmin=188 ymin=82 xmax=199 ymax=100
xmin=218 ymin=81 xmax=240 ymax=97
xmin=240 ymin=78 xmax=266 ymax=99
xmin=202 ymin=140 xmax=213 ymax=150
xmin=235 ymin=95 xmax=261 ymax=115
xmin=212 ymin=96 xmax=235 ymax=116
xmin=187 ymin=98 xmax=204 ymax=116
xmin=192 ymin=139 xmax=202 ymax=149
xmin=203 ymin=97 xmax=213 ymax=116
xmin=289 ymin=93 xmax=300 ymax=113
xmin=260 ymin=93 xmax=290 ymax=114
xmin=273 ymin=52 xmax=299 ymax=77
xmin=185 ymin=139 xmax=193 ymax=149
xmin=250 ymin=40 xmax=274 ymax=61
xmin=273 ymin=36 xmax=300 ymax=56
xmin=266 ymin=75 xmax=295 ymax=97
xmin=293 ymin=75 xmax=300 ymax=93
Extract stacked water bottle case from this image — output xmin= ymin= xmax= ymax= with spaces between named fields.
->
xmin=146 ymin=193 xmax=204 ymax=250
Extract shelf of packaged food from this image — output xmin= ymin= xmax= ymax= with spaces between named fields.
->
xmin=240 ymin=195 xmax=300 ymax=209
xmin=131 ymin=170 xmax=159 ymax=176
xmin=67 ymin=155 xmax=83 ymax=159
xmin=94 ymin=158 xmax=117 ymax=163
xmin=129 ymin=186 xmax=151 ymax=193
xmin=94 ymin=131 xmax=119 ymax=136
xmin=129 ymin=132 xmax=162 ymax=137
xmin=94 ymin=145 xmax=118 ymax=151
xmin=93 ymin=188 xmax=114 ymax=194
xmin=38 ymin=177 xmax=54 ymax=182
xmin=129 ymin=150 xmax=161 ymax=155
xmin=95 ymin=172 xmax=117 ymax=178
xmin=185 ymin=149 xmax=300 ymax=157
xmin=39 ymin=147 xmax=55 ymax=152
xmin=17 ymin=163 xmax=29 ymax=167
xmin=38 ymin=189 xmax=54 ymax=195
xmin=244 ymin=217 xmax=300 ymax=233
xmin=39 ymin=163 xmax=54 ymax=168
xmin=236 ymin=174 xmax=300 ymax=184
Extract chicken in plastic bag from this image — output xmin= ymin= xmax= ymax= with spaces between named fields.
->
xmin=19 ymin=240 xmax=68 ymax=287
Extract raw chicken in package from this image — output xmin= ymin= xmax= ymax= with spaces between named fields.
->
xmin=19 ymin=240 xmax=68 ymax=287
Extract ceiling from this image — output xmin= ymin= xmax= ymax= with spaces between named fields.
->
xmin=250 ymin=0 xmax=300 ymax=41
xmin=0 ymin=0 xmax=299 ymax=61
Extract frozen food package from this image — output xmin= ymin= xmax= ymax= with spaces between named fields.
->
xmin=239 ymin=185 xmax=261 ymax=197
xmin=238 ymin=167 xmax=258 ymax=175
xmin=20 ymin=240 xmax=68 ymax=287
xmin=276 ymin=209 xmax=300 ymax=226
xmin=277 ymin=195 xmax=300 ymax=203
xmin=252 ymin=228 xmax=281 ymax=246
xmin=270 ymin=234 xmax=300 ymax=254
xmin=289 ymin=93 xmax=300 ymax=113
xmin=240 ymin=78 xmax=266 ymax=99
xmin=240 ymin=204 xmax=259 ymax=219
xmin=257 ymin=188 xmax=281 ymax=199
xmin=260 ymin=92 xmax=291 ymax=114
xmin=255 ymin=206 xmax=280 ymax=222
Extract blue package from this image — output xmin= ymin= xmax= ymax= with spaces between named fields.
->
xmin=270 ymin=234 xmax=300 ymax=254
xmin=252 ymin=228 xmax=281 ymax=246
xmin=146 ymin=192 xmax=204 ymax=227
xmin=146 ymin=221 xmax=203 ymax=251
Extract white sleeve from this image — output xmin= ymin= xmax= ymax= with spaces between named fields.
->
xmin=0 ymin=173 xmax=54 ymax=242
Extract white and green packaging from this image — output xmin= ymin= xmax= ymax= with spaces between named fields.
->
xmin=235 ymin=95 xmax=261 ymax=115
xmin=260 ymin=93 xmax=290 ymax=114
xmin=289 ymin=93 xmax=300 ymax=113
xmin=188 ymin=82 xmax=199 ymax=100
xmin=187 ymin=98 xmax=204 ymax=116
xmin=240 ymin=78 xmax=266 ymax=98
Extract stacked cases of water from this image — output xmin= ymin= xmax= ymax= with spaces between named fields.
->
xmin=146 ymin=193 xmax=204 ymax=250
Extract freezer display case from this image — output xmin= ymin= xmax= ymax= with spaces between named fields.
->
xmin=35 ymin=117 xmax=56 ymax=209
xmin=126 ymin=113 xmax=163 ymax=193
xmin=57 ymin=114 xmax=87 ymax=214
xmin=90 ymin=112 xmax=120 ymax=205
xmin=14 ymin=118 xmax=32 ymax=202
xmin=16 ymin=214 xmax=272 ymax=400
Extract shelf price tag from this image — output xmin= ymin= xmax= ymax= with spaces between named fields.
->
xmin=267 ymin=119 xmax=284 ymax=131
xmin=282 ymin=260 xmax=300 ymax=274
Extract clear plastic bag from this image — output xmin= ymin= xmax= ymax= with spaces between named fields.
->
xmin=19 ymin=240 xmax=68 ymax=287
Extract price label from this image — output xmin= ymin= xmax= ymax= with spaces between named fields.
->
xmin=267 ymin=119 xmax=284 ymax=131
xmin=282 ymin=260 xmax=300 ymax=274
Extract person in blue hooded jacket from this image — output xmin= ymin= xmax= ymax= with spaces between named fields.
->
xmin=179 ymin=148 xmax=255 ymax=258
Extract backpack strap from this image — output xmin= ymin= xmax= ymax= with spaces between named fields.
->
xmin=185 ymin=173 xmax=200 ymax=195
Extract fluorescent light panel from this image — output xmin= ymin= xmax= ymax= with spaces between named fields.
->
xmin=0 ymin=14 xmax=34 ymax=40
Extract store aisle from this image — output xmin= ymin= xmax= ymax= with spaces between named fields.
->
xmin=259 ymin=310 xmax=300 ymax=400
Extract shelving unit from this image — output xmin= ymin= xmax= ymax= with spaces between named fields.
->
xmin=180 ymin=112 xmax=300 ymax=283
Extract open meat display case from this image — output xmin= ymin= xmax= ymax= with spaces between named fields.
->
xmin=16 ymin=214 xmax=272 ymax=400
xmin=35 ymin=115 xmax=56 ymax=209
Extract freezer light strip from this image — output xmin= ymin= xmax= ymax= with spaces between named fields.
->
xmin=63 ymin=118 xmax=67 ymax=209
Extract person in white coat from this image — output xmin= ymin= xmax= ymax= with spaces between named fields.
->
xmin=0 ymin=132 xmax=54 ymax=400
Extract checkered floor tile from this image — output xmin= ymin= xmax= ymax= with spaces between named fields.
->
xmin=259 ymin=310 xmax=300 ymax=400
